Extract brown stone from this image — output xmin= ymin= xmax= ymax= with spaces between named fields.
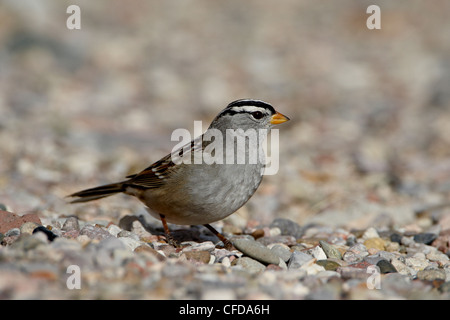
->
xmin=0 ymin=210 xmax=41 ymax=234
xmin=184 ymin=250 xmax=211 ymax=264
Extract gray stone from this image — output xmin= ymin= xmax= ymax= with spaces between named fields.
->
xmin=161 ymin=262 xmax=193 ymax=278
xmin=79 ymin=224 xmax=113 ymax=241
xmin=337 ymin=266 xmax=368 ymax=279
xmin=131 ymin=220 xmax=153 ymax=239
xmin=181 ymin=241 xmax=216 ymax=253
xmin=233 ymin=238 xmax=281 ymax=265
xmin=10 ymin=233 xmax=47 ymax=251
xmin=417 ymin=268 xmax=446 ymax=281
xmin=401 ymin=236 xmax=415 ymax=246
xmin=413 ymin=233 xmax=438 ymax=245
xmin=5 ymin=228 xmax=20 ymax=237
xmin=117 ymin=230 xmax=139 ymax=241
xmin=50 ymin=237 xmax=82 ymax=251
xmin=439 ymin=282 xmax=450 ymax=293
xmin=62 ymin=217 xmax=80 ymax=231
xmin=257 ymin=235 xmax=296 ymax=246
xmin=118 ymin=237 xmax=142 ymax=251
xmin=364 ymin=251 xmax=396 ymax=265
xmin=269 ymin=244 xmax=292 ymax=262
xmin=107 ymin=224 xmax=122 ymax=237
xmin=233 ymin=257 xmax=266 ymax=274
xmin=269 ymin=218 xmax=304 ymax=238
xmin=343 ymin=243 xmax=368 ymax=263
xmin=97 ymin=237 xmax=128 ymax=251
xmin=426 ymin=250 xmax=449 ymax=263
xmin=288 ymin=251 xmax=314 ymax=269
xmin=390 ymin=233 xmax=403 ymax=243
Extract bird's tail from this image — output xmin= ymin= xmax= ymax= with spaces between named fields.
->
xmin=68 ymin=182 xmax=126 ymax=203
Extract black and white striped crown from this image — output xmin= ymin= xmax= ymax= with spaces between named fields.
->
xmin=220 ymin=99 xmax=276 ymax=117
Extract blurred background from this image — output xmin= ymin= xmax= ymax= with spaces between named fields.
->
xmin=1 ymin=0 xmax=449 ymax=230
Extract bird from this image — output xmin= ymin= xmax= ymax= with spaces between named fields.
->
xmin=68 ymin=99 xmax=290 ymax=248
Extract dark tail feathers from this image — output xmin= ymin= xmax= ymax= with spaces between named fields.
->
xmin=68 ymin=182 xmax=126 ymax=203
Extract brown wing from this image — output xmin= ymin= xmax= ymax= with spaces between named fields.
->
xmin=125 ymin=154 xmax=175 ymax=188
xmin=125 ymin=137 xmax=202 ymax=189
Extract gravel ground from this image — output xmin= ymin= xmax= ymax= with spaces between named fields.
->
xmin=1 ymin=1 xmax=450 ymax=300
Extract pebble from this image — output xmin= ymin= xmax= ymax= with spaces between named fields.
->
xmin=319 ymin=240 xmax=343 ymax=259
xmin=343 ymin=244 xmax=368 ymax=263
xmin=0 ymin=210 xmax=41 ymax=233
xmin=107 ymin=224 xmax=122 ymax=237
xmin=416 ymin=269 xmax=446 ymax=281
xmin=118 ymin=237 xmax=143 ymax=251
xmin=98 ymin=237 xmax=127 ymax=251
xmin=337 ymin=266 xmax=368 ymax=280
xmin=117 ymin=230 xmax=140 ymax=241
xmin=413 ymin=233 xmax=438 ymax=245
xmin=301 ymin=260 xmax=326 ymax=275
xmin=183 ymin=251 xmax=212 ymax=264
xmin=232 ymin=238 xmax=281 ymax=265
xmin=181 ymin=241 xmax=216 ymax=253
xmin=268 ymin=244 xmax=292 ymax=262
xmin=5 ymin=228 xmax=20 ymax=237
xmin=308 ymin=246 xmax=327 ymax=260
xmin=79 ymin=224 xmax=113 ymax=241
xmin=390 ymin=233 xmax=403 ymax=244
xmin=1 ymin=211 xmax=449 ymax=299
xmin=257 ymin=235 xmax=296 ymax=246
xmin=232 ymin=257 xmax=266 ymax=274
xmin=385 ymin=241 xmax=400 ymax=252
xmin=62 ymin=217 xmax=80 ymax=231
xmin=363 ymin=237 xmax=385 ymax=251
xmin=376 ymin=260 xmax=398 ymax=274
xmin=11 ymin=233 xmax=48 ymax=251
xmin=288 ymin=251 xmax=314 ymax=270
xmin=362 ymin=227 xmax=380 ymax=239
xmin=405 ymin=254 xmax=429 ymax=271
xmin=130 ymin=220 xmax=153 ymax=240
xmin=363 ymin=251 xmax=395 ymax=265
xmin=269 ymin=218 xmax=304 ymax=238
xmin=316 ymin=259 xmax=343 ymax=271
xmin=432 ymin=232 xmax=450 ymax=254
xmin=401 ymin=236 xmax=415 ymax=246
xmin=426 ymin=250 xmax=449 ymax=264
xmin=20 ymin=222 xmax=40 ymax=235
xmin=439 ymin=282 xmax=450 ymax=294
xmin=390 ymin=257 xmax=416 ymax=276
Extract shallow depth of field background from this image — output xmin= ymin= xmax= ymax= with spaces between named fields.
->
xmin=1 ymin=0 xmax=450 ymax=230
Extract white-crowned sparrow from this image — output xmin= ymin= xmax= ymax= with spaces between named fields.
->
xmin=69 ymin=99 xmax=289 ymax=247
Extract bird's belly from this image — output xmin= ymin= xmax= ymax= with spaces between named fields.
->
xmin=140 ymin=163 xmax=263 ymax=225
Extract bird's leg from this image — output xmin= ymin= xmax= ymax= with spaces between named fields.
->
xmin=203 ymin=224 xmax=234 ymax=250
xmin=159 ymin=214 xmax=180 ymax=248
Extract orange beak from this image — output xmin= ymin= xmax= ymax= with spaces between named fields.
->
xmin=270 ymin=111 xmax=290 ymax=125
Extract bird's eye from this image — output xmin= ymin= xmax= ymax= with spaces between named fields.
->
xmin=251 ymin=111 xmax=264 ymax=120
